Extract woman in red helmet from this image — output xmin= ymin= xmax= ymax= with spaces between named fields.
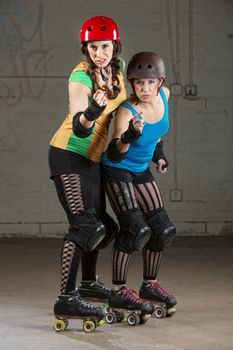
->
xmin=49 ymin=16 xmax=126 ymax=322
xmin=102 ymin=52 xmax=177 ymax=318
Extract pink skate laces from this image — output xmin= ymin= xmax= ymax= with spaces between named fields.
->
xmin=120 ymin=287 xmax=144 ymax=304
xmin=148 ymin=281 xmax=171 ymax=298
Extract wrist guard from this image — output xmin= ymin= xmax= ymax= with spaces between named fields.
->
xmin=83 ymin=99 xmax=106 ymax=121
xmin=107 ymin=138 xmax=127 ymax=163
xmin=152 ymin=140 xmax=169 ymax=169
xmin=72 ymin=112 xmax=94 ymax=138
xmin=120 ymin=119 xmax=141 ymax=144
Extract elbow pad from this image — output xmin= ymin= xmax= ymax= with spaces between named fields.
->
xmin=72 ymin=112 xmax=94 ymax=138
xmin=152 ymin=140 xmax=169 ymax=169
xmin=107 ymin=138 xmax=127 ymax=163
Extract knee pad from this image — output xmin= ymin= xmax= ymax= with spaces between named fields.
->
xmin=145 ymin=209 xmax=176 ymax=250
xmin=115 ymin=209 xmax=152 ymax=253
xmin=65 ymin=209 xmax=106 ymax=252
xmin=95 ymin=211 xmax=119 ymax=249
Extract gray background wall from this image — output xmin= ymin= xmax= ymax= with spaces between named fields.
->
xmin=0 ymin=0 xmax=232 ymax=237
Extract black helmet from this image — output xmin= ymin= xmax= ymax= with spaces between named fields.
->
xmin=127 ymin=52 xmax=165 ymax=81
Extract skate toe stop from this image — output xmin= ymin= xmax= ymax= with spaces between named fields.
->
xmin=167 ymin=307 xmax=176 ymax=317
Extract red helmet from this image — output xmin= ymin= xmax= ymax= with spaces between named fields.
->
xmin=80 ymin=16 xmax=120 ymax=43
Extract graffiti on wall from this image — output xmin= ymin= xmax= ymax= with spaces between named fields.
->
xmin=0 ymin=3 xmax=54 ymax=106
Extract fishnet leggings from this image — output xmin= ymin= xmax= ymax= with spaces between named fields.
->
xmin=60 ymin=240 xmax=80 ymax=294
xmin=135 ymin=180 xmax=163 ymax=280
xmin=55 ymin=174 xmax=85 ymax=294
xmin=61 ymin=174 xmax=84 ymax=213
xmin=104 ymin=169 xmax=164 ymax=284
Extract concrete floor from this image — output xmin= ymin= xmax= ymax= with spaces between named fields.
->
xmin=0 ymin=237 xmax=232 ymax=350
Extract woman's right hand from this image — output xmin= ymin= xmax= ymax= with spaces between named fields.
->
xmin=120 ymin=112 xmax=144 ymax=144
xmin=93 ymin=89 xmax=107 ymax=107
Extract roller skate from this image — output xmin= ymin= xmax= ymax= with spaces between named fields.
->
xmin=105 ymin=286 xmax=154 ymax=326
xmin=52 ymin=289 xmax=105 ymax=333
xmin=139 ymin=281 xmax=177 ymax=318
xmin=79 ymin=276 xmax=110 ymax=302
xmin=79 ymin=276 xmax=110 ymax=314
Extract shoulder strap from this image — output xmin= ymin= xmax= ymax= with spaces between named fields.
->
xmin=159 ymin=87 xmax=168 ymax=113
xmin=121 ymin=101 xmax=139 ymax=116
xmin=159 ymin=87 xmax=167 ymax=104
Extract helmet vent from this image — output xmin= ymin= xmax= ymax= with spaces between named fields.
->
xmin=101 ymin=26 xmax=106 ymax=31
xmin=138 ymin=64 xmax=142 ymax=69
xmin=88 ymin=26 xmax=93 ymax=32
xmin=148 ymin=64 xmax=152 ymax=69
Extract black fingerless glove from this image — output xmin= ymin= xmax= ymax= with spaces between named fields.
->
xmin=83 ymin=99 xmax=106 ymax=121
xmin=152 ymin=140 xmax=169 ymax=169
xmin=120 ymin=119 xmax=141 ymax=144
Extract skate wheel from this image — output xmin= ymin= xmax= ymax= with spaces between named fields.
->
xmin=167 ymin=307 xmax=176 ymax=317
xmin=154 ymin=306 xmax=167 ymax=318
xmin=127 ymin=313 xmax=140 ymax=326
xmin=52 ymin=319 xmax=66 ymax=332
xmin=82 ymin=320 xmax=96 ymax=333
xmin=105 ymin=311 xmax=117 ymax=324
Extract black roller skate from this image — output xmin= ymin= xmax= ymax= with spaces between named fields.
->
xmin=139 ymin=281 xmax=177 ymax=318
xmin=52 ymin=289 xmax=105 ymax=333
xmin=105 ymin=286 xmax=154 ymax=326
xmin=79 ymin=276 xmax=110 ymax=302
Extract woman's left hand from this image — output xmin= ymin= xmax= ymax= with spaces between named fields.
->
xmin=157 ymin=159 xmax=167 ymax=173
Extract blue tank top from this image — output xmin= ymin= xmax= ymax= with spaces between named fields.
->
xmin=102 ymin=87 xmax=169 ymax=173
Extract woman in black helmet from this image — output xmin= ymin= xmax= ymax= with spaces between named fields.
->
xmin=101 ymin=52 xmax=177 ymax=317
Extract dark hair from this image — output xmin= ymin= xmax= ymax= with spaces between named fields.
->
xmin=80 ymin=41 xmax=122 ymax=99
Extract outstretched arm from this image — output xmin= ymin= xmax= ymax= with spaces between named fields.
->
xmin=107 ymin=106 xmax=144 ymax=162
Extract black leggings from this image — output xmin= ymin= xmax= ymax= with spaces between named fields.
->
xmin=52 ymin=162 xmax=106 ymax=294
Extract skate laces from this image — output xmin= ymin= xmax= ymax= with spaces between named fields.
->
xmin=72 ymin=295 xmax=95 ymax=310
xmin=121 ymin=288 xmax=144 ymax=304
xmin=149 ymin=282 xmax=170 ymax=297
xmin=94 ymin=281 xmax=110 ymax=292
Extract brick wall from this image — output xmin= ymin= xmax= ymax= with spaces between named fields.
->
xmin=0 ymin=0 xmax=232 ymax=236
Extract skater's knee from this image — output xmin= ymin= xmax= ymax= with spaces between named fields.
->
xmin=116 ymin=209 xmax=152 ymax=253
xmin=65 ymin=209 xmax=106 ymax=252
xmin=95 ymin=211 xmax=119 ymax=249
xmin=145 ymin=209 xmax=176 ymax=250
